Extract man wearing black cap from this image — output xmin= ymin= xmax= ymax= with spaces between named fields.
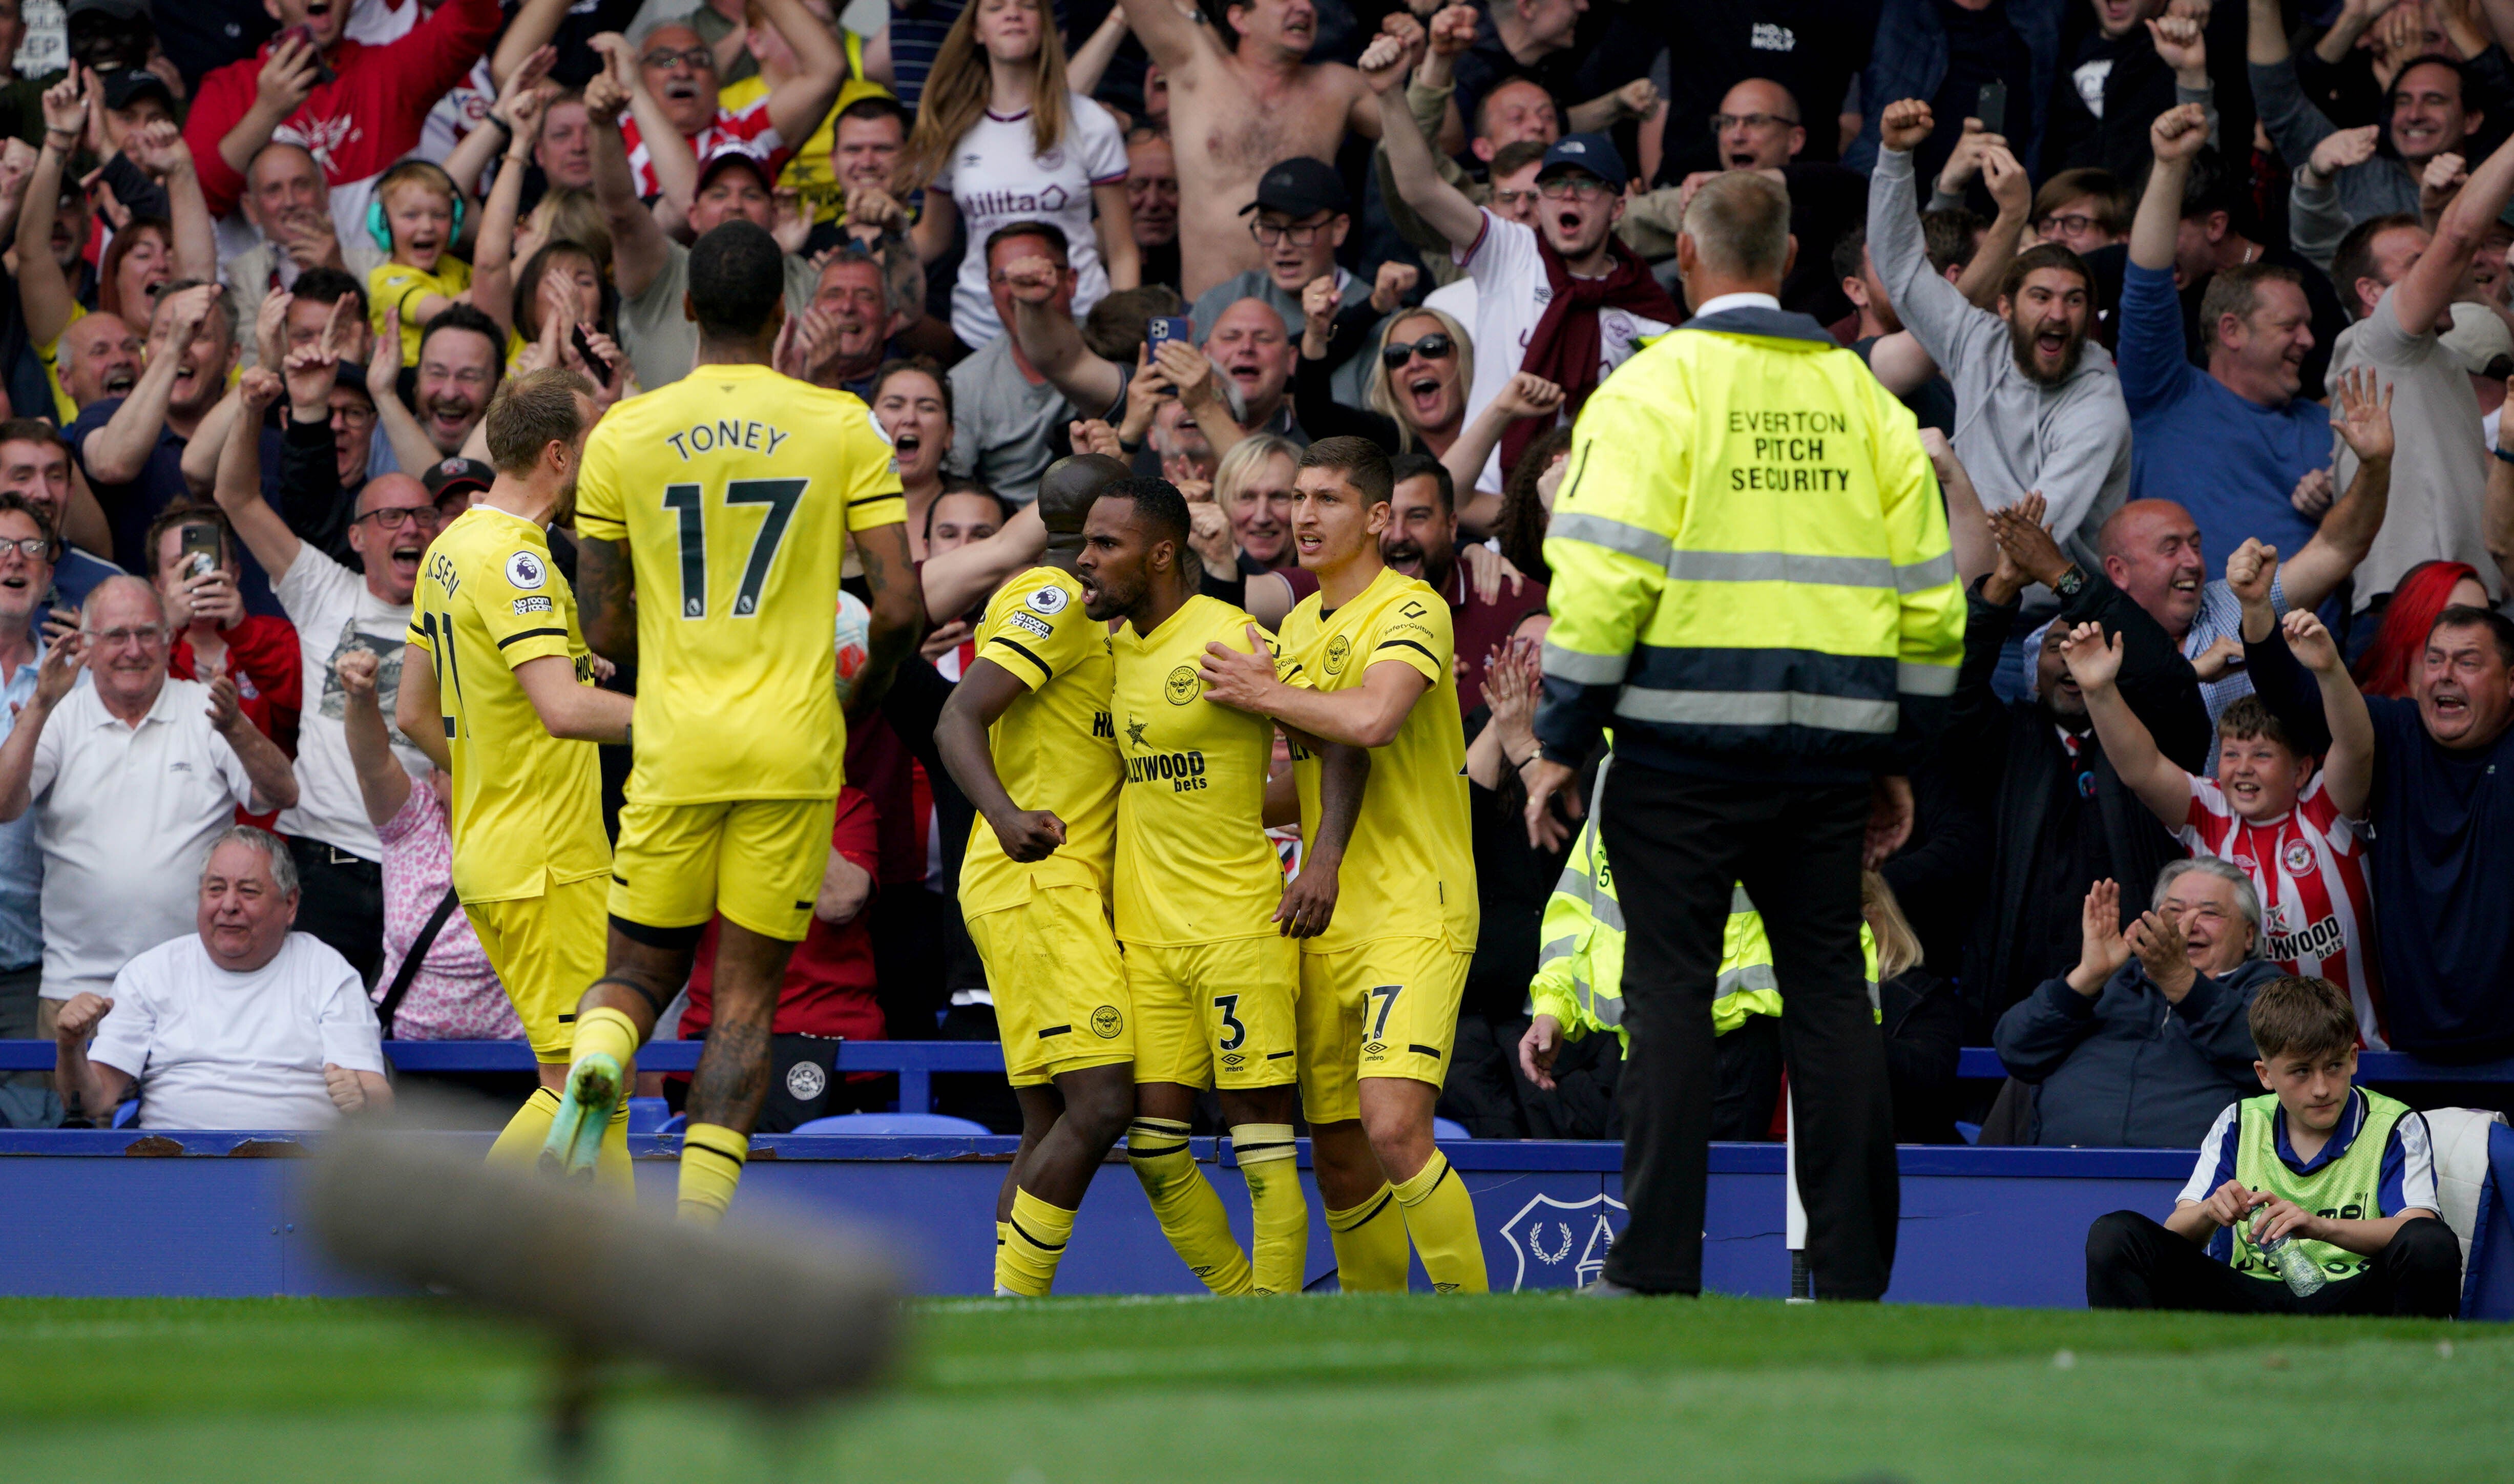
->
xmin=87 ymin=67 xmax=180 ymax=223
xmin=1185 ymin=156 xmax=1381 ymax=402
xmin=1369 ymin=32 xmax=1680 ymax=498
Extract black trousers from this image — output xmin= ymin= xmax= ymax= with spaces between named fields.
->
xmin=1598 ymin=764 xmax=1897 ymax=1299
xmin=2086 ymin=1210 xmax=2463 ymax=1317
xmin=284 ymin=836 xmax=384 ymax=985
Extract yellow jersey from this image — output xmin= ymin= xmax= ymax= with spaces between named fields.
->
xmin=960 ymin=565 xmax=1120 ymax=915
xmin=1279 ymin=565 xmax=1478 ymax=953
xmin=574 ymin=362 xmax=905 ymax=805
xmin=369 ymin=256 xmax=474 ymax=363
xmin=1111 ymin=594 xmax=1293 ymax=947
xmin=404 ymin=505 xmax=611 ymax=903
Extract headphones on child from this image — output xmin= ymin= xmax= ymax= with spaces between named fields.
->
xmin=365 ymin=161 xmax=468 ymax=253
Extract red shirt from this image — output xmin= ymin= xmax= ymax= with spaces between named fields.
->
xmin=170 ymin=614 xmax=303 ymax=829
xmin=2175 ymin=772 xmax=2384 ymax=1047
xmin=1444 ymin=561 xmax=1546 ymax=715
xmin=620 ymin=99 xmax=790 ymax=201
xmin=182 ymin=0 xmax=501 ymax=219
xmin=680 ymin=787 xmax=884 ymax=1042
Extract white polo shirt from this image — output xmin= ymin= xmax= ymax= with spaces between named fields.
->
xmin=274 ymin=548 xmax=426 ymax=863
xmin=31 ymin=678 xmax=257 ymax=1001
xmin=89 ymin=931 xmax=384 ymax=1130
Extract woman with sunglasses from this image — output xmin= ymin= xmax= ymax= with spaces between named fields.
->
xmin=903 ymin=0 xmax=1138 ymax=351
xmin=1293 ymin=275 xmax=1475 ymax=458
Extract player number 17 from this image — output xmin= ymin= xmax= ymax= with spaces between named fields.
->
xmin=661 ymin=477 xmax=809 ymax=619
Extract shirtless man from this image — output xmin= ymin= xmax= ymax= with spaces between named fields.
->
xmin=1120 ymin=0 xmax=1389 ymax=299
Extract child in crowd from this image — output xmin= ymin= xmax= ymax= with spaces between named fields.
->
xmin=2085 ymin=975 xmax=2459 ymax=1315
xmin=2057 ymin=599 xmax=2383 ymax=1046
xmin=367 ymin=160 xmax=478 ymax=364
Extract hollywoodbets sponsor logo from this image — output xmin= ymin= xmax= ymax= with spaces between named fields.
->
xmin=1125 ymin=749 xmax=1209 ymax=791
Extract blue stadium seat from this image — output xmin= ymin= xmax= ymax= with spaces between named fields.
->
xmin=1433 ymin=1117 xmax=1470 ymax=1141
xmin=789 ymin=1112 xmax=992 ymax=1136
xmin=659 ymin=1114 xmax=686 ymax=1136
xmin=625 ymin=1097 xmax=672 ymax=1134
xmin=111 ymin=1100 xmax=136 ymax=1128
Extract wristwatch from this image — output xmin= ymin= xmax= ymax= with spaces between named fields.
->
xmin=2052 ymin=565 xmax=2086 ymax=600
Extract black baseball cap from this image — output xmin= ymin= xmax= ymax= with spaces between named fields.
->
xmin=1537 ymin=132 xmax=1627 ymax=186
xmin=66 ymin=0 xmax=152 ymax=23
xmin=696 ymin=142 xmax=773 ymax=193
xmin=99 ymin=69 xmax=174 ymax=114
xmin=1238 ymin=157 xmax=1348 ymax=219
xmin=422 ymin=456 xmax=495 ymax=505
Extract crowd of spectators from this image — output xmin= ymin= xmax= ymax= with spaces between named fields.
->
xmin=0 ymin=0 xmax=2509 ymax=1150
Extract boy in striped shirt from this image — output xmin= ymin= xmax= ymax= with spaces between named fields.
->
xmin=2058 ymin=608 xmax=2382 ymax=1044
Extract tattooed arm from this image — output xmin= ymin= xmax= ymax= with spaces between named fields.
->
xmin=576 ymin=534 xmax=637 ymax=666
xmin=850 ymin=520 xmax=925 ymax=720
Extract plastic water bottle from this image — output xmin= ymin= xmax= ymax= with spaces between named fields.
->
xmin=2255 ymin=1225 xmax=2329 ymax=1298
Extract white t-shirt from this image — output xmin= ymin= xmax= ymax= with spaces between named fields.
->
xmin=90 ymin=931 xmax=385 ymax=1131
xmin=274 ymin=549 xmax=426 ymax=861
xmin=1453 ymin=208 xmax=1672 ymax=493
xmin=934 ymin=94 xmax=1128 ymax=349
xmin=31 ymin=679 xmax=258 ymax=1001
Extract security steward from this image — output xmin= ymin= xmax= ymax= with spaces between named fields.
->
xmin=1522 ymin=171 xmax=1965 ymax=1301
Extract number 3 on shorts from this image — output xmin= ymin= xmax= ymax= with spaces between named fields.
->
xmin=1367 ymin=983 xmax=1401 ymax=1041
xmin=1213 ymin=993 xmax=1247 ymax=1052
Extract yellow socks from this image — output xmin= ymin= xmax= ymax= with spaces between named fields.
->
xmin=490 ymin=1086 xmax=634 ymax=1195
xmin=997 ymin=1187 xmax=1077 ymax=1298
xmin=488 ymin=1086 xmax=560 ymax=1169
xmin=1230 ymin=1123 xmax=1308 ymax=1295
xmin=1323 ymin=1181 xmax=1411 ymax=1293
xmin=572 ymin=1006 xmax=641 ymax=1070
xmin=1125 ymin=1116 xmax=1252 ymax=1296
xmin=1392 ymin=1149 xmax=1487 ymax=1294
xmin=677 ymin=1120 xmax=749 ymax=1226
xmin=994 ymin=1220 xmax=1013 ymax=1295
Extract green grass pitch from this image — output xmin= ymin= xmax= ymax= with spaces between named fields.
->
xmin=1 ymin=1294 xmax=2501 ymax=1481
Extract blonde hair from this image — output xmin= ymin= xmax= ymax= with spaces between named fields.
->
xmin=1366 ymin=307 xmax=1472 ymax=452
xmin=1214 ymin=432 xmax=1300 ymax=511
xmin=1861 ymin=870 xmax=1921 ymax=983
xmin=903 ymin=0 xmax=1072 ymax=192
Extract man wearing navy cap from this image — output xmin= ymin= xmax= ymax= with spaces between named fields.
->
xmin=1371 ymin=25 xmax=1682 ymax=498
xmin=1186 ymin=156 xmax=1377 ymax=392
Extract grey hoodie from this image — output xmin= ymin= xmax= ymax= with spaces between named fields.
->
xmin=1868 ymin=145 xmax=2132 ymax=577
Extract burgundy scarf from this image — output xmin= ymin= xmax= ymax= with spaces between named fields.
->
xmin=1500 ymin=234 xmax=1685 ymax=477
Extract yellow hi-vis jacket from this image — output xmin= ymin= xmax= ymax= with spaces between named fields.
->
xmin=1528 ymin=758 xmax=1878 ymax=1048
xmin=1531 ymin=304 xmax=1965 ymax=774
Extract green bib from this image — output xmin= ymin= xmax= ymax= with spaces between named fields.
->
xmin=2229 ymin=1088 xmax=2408 ymax=1284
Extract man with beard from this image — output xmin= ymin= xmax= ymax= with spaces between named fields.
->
xmin=1872 ymin=98 xmax=2130 ymax=609
xmin=1373 ymin=32 xmax=1680 ymax=498
xmin=1379 ymin=452 xmax=1539 ymax=717
xmin=214 ymin=362 xmax=443 ymax=981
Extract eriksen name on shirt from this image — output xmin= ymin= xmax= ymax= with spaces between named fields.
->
xmin=663 ymin=419 xmax=794 ymax=462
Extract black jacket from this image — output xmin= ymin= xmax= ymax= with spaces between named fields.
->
xmin=1949 ymin=574 xmax=2209 ymax=1036
xmin=1882 ymin=968 xmax=1964 ymax=1144
xmin=1994 ymin=957 xmax=2277 ymax=1148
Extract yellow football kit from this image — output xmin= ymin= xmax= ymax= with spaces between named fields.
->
xmin=1278 ymin=566 xmax=1479 ymax=1122
xmin=1113 ymin=595 xmax=1300 ymax=1091
xmin=406 ymin=505 xmax=611 ymax=1059
xmin=573 ymin=362 xmax=905 ymax=940
xmin=961 ymin=566 xmax=1130 ymax=1086
xmin=369 ymin=256 xmax=474 ymax=364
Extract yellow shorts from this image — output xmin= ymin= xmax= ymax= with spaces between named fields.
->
xmin=1126 ymin=934 xmax=1298 ymax=1092
xmin=465 ymin=874 xmax=610 ymax=1062
xmin=967 ymin=884 xmax=1134 ymax=1088
xmin=609 ymin=797 xmax=836 ymax=942
xmin=1296 ymin=937 xmax=1472 ymax=1124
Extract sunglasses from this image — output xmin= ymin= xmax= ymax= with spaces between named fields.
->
xmin=1381 ymin=332 xmax=1455 ymax=368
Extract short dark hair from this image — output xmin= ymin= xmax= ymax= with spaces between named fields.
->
xmin=2215 ymin=693 xmax=2298 ymax=754
xmin=0 ymin=417 xmax=69 ymax=459
xmin=1920 ymin=207 xmax=1987 ymax=276
xmin=2033 ymin=168 xmax=2130 ymax=235
xmin=291 ymin=266 xmax=369 ymax=319
xmin=1104 ymin=474 xmax=1190 ymax=549
xmin=688 ymin=219 xmax=787 ymax=340
xmin=2332 ymin=212 xmax=2423 ymax=321
xmin=0 ymin=490 xmax=57 ymax=555
xmin=485 ymin=368 xmax=595 ymax=474
xmin=1996 ymin=242 xmax=2093 ymax=309
xmin=1084 ymin=283 xmax=1184 ymax=361
xmin=141 ymin=502 xmax=232 ymax=576
xmin=924 ymin=480 xmax=1013 ymax=538
xmin=2198 ymin=262 xmax=2306 ymax=352
xmin=1299 ymin=435 xmax=1393 ymax=509
xmin=2392 ymin=51 xmax=2473 ymax=107
xmin=872 ymin=356 xmax=954 ymax=422
xmin=2249 ymin=975 xmax=2358 ymax=1062
xmin=2432 ymin=603 xmax=2514 ymax=667
xmin=2175 ymin=144 xmax=2238 ymax=224
xmin=835 ymin=94 xmax=908 ymax=135
xmin=984 ymin=219 xmax=1070 ymax=267
xmin=1388 ymin=451 xmax=1453 ymax=514
xmin=419 ymin=302 xmax=506 ymax=373
xmin=1489 ymin=139 xmax=1548 ymax=179
xmin=1831 ymin=224 xmax=1869 ymax=286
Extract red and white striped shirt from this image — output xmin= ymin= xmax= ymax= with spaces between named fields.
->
xmin=620 ymin=100 xmax=789 ymax=201
xmin=2177 ymin=773 xmax=2384 ymax=1047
